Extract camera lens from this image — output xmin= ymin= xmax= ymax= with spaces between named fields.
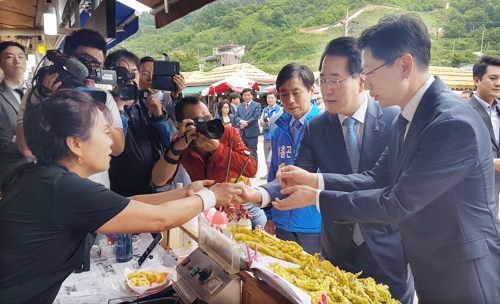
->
xmin=205 ymin=120 xmax=224 ymax=140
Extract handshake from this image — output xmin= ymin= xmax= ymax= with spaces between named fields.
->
xmin=185 ymin=165 xmax=319 ymax=210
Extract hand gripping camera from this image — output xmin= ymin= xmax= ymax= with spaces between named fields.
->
xmin=187 ymin=118 xmax=224 ymax=140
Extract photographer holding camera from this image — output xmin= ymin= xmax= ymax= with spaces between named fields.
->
xmin=152 ymin=97 xmax=267 ymax=228
xmin=103 ymin=50 xmax=189 ymax=196
xmin=15 ymin=29 xmax=125 ymax=187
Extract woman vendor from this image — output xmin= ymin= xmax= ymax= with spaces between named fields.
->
xmin=0 ymin=89 xmax=243 ymax=303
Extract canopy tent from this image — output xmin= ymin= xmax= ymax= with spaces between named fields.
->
xmin=203 ymin=76 xmax=261 ymax=96
xmin=263 ymin=84 xmax=321 ymax=95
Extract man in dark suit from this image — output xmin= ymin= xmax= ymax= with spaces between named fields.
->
xmin=0 ymin=41 xmax=28 ymax=183
xmin=468 ymin=56 xmax=500 ymax=209
xmin=268 ymin=15 xmax=500 ymax=303
xmin=234 ymin=88 xmax=261 ymax=165
xmin=237 ymin=37 xmax=414 ymax=302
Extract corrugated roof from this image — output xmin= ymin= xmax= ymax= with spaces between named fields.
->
xmin=183 ymin=63 xmax=276 ymax=86
xmin=185 ymin=64 xmax=474 ymax=91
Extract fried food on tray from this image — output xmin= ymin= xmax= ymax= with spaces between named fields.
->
xmin=127 ymin=270 xmax=169 ymax=287
xmin=227 ymin=226 xmax=400 ymax=303
xmin=269 ymin=262 xmax=399 ymax=304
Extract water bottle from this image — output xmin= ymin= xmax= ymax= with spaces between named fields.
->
xmin=115 ymin=233 xmax=133 ymax=263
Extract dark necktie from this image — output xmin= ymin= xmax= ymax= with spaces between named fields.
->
xmin=398 ymin=114 xmax=409 ymax=155
xmin=14 ymin=88 xmax=25 ymax=101
xmin=245 ymin=103 xmax=249 ymax=113
xmin=342 ymin=117 xmax=364 ymax=246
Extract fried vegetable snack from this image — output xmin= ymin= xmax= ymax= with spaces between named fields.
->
xmin=228 ymin=226 xmax=400 ymax=303
xmin=127 ymin=270 xmax=169 ymax=287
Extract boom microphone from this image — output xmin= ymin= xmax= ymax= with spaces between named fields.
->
xmin=46 ymin=49 xmax=89 ymax=79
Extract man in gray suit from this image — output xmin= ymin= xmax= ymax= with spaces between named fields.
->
xmin=234 ymin=88 xmax=261 ymax=166
xmin=468 ymin=55 xmax=500 ymax=209
xmin=0 ymin=41 xmax=28 ymax=183
xmin=269 ymin=15 xmax=500 ymax=303
xmin=236 ymin=37 xmax=413 ymax=302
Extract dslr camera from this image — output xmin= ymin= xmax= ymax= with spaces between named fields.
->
xmin=187 ymin=118 xmax=224 ymax=140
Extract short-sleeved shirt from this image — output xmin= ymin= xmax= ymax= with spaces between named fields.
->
xmin=0 ymin=165 xmax=129 ymax=303
xmin=17 ymin=89 xmax=122 ymax=188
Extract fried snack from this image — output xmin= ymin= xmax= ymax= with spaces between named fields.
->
xmin=127 ymin=270 xmax=169 ymax=287
xmin=227 ymin=227 xmax=400 ymax=303
xmin=269 ymin=262 xmax=400 ymax=304
xmin=229 ymin=176 xmax=248 ymax=184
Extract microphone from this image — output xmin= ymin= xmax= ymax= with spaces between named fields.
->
xmin=46 ymin=49 xmax=89 ymax=79
xmin=63 ymin=58 xmax=89 ymax=78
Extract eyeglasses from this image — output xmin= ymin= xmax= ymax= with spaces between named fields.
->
xmin=315 ymin=74 xmax=355 ymax=88
xmin=360 ymin=55 xmax=403 ymax=80
xmin=140 ymin=71 xmax=152 ymax=78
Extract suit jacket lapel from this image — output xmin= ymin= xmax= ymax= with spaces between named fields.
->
xmin=396 ymin=77 xmax=446 ymax=175
xmin=0 ymin=81 xmax=20 ymax=113
xmin=359 ymin=99 xmax=384 ymax=171
xmin=324 ymin=114 xmax=352 ymax=174
xmin=469 ymin=96 xmax=499 ymax=151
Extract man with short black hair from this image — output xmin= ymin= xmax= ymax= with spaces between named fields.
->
xmin=138 ymin=56 xmax=186 ymax=128
xmin=263 ymin=15 xmax=500 ymax=302
xmin=228 ymin=92 xmax=241 ymax=114
xmin=461 ymin=90 xmax=473 ymax=101
xmin=0 ymin=41 xmax=29 ymax=182
xmin=16 ymin=29 xmax=125 ymax=188
xmin=151 ymin=97 xmax=267 ymax=228
xmin=105 ymin=50 xmax=188 ymax=196
xmin=468 ymin=55 xmax=500 ymax=209
xmin=234 ymin=88 xmax=261 ymax=166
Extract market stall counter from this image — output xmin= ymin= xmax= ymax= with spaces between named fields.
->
xmin=173 ymin=220 xmax=294 ymax=304
xmin=54 ymin=233 xmax=179 ymax=304
xmin=53 ymin=226 xmax=293 ymax=304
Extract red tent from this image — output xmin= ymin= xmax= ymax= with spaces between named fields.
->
xmin=205 ymin=76 xmax=261 ymax=95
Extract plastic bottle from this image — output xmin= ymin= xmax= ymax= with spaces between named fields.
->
xmin=237 ymin=205 xmax=252 ymax=230
xmin=115 ymin=233 xmax=133 ymax=262
xmin=212 ymin=210 xmax=228 ymax=230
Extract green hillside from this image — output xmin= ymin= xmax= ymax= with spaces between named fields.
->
xmin=118 ymin=0 xmax=500 ymax=74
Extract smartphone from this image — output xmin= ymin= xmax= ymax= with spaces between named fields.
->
xmin=137 ymin=233 xmax=164 ymax=267
xmin=152 ymin=75 xmax=177 ymax=92
xmin=152 ymin=61 xmax=180 ymax=92
xmin=138 ymin=90 xmax=149 ymax=99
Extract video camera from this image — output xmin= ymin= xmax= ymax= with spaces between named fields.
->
xmin=31 ymin=49 xmax=120 ymax=101
xmin=187 ymin=118 xmax=224 ymax=140
xmin=112 ymin=66 xmax=138 ymax=101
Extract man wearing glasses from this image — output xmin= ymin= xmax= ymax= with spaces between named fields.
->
xmin=268 ymin=15 xmax=500 ymax=302
xmin=105 ymin=51 xmax=187 ymax=196
xmin=236 ymin=37 xmax=413 ymax=302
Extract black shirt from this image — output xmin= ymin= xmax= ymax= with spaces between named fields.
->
xmin=0 ymin=165 xmax=129 ymax=303
xmin=109 ymin=99 xmax=168 ymax=196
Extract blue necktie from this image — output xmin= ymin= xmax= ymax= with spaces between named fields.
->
xmin=343 ymin=117 xmax=364 ymax=246
xmin=343 ymin=117 xmax=360 ymax=173
xmin=291 ymin=119 xmax=302 ymax=145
